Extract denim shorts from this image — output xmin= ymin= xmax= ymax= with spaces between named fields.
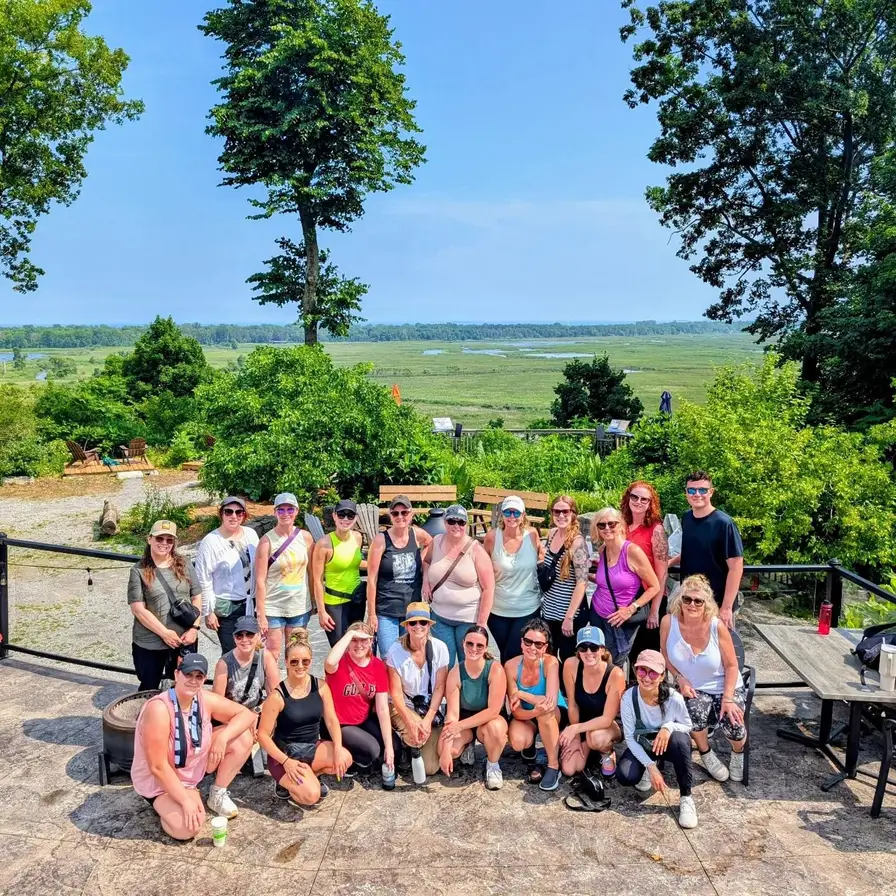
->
xmin=266 ymin=611 xmax=313 ymax=629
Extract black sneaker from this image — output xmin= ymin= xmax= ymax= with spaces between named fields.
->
xmin=274 ymin=781 xmax=290 ymax=800
xmin=539 ymin=766 xmax=562 ymax=792
xmin=318 ymin=780 xmax=330 ymax=799
xmin=521 ymin=744 xmax=537 ymax=761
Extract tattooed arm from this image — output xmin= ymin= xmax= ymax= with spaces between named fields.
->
xmin=649 ymin=524 xmax=669 ymax=629
xmin=561 ymin=535 xmax=590 ymax=637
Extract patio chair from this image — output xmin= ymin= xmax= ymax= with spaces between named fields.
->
xmin=119 ymin=438 xmax=147 ymax=464
xmin=871 ymin=714 xmax=895 ymax=818
xmin=65 ymin=440 xmax=100 ymax=466
xmin=722 ymin=629 xmax=755 ymax=786
xmin=304 ymin=512 xmax=325 ymax=542
xmin=355 ymin=503 xmax=380 ymax=549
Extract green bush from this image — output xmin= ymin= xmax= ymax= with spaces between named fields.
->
xmin=120 ymin=486 xmax=195 ymax=538
xmin=196 ymin=346 xmax=449 ymax=503
xmin=841 ymin=595 xmax=896 ymax=629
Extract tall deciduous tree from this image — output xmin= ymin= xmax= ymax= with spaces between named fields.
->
xmin=619 ymin=0 xmax=896 ymax=383
xmin=551 ymin=355 xmax=644 ymax=427
xmin=0 ymin=0 xmax=143 ymax=292
xmin=200 ymin=0 xmax=425 ymax=345
xmin=122 ymin=316 xmax=210 ymax=400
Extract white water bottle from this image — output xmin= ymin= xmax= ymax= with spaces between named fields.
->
xmin=411 ymin=748 xmax=426 ymax=785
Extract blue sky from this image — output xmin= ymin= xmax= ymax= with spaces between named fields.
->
xmin=0 ymin=0 xmax=720 ymax=326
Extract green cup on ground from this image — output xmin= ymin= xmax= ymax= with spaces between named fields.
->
xmin=211 ymin=815 xmax=228 ymax=847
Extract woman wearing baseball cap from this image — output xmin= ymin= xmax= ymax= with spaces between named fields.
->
xmin=617 ymin=649 xmax=698 ymax=829
xmin=127 ymin=520 xmax=202 ymax=691
xmin=254 ymin=492 xmax=315 ymax=664
xmin=483 ymin=495 xmax=544 ymax=662
xmin=195 ymin=496 xmax=259 ymax=653
xmin=423 ymin=504 xmax=495 ymax=667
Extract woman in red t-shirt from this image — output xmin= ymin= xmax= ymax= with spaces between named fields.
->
xmin=324 ymin=621 xmax=395 ymax=787
xmin=620 ymin=481 xmax=669 ymax=631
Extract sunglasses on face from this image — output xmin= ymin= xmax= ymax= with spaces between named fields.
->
xmin=288 ymin=658 xmax=312 ymax=668
xmin=464 ymin=641 xmax=487 ymax=650
xmin=153 ymin=535 xmax=175 ymax=545
xmin=275 ymin=506 xmax=297 ymax=515
xmin=181 ymin=671 xmax=205 ymax=682
xmin=390 ymin=509 xmax=411 ymax=518
xmin=635 ymin=667 xmax=662 ymax=681
xmin=502 ymin=509 xmax=522 ymax=518
xmin=630 ymin=494 xmax=651 ymax=503
xmin=686 ymin=487 xmax=711 ymax=496
xmin=445 ymin=519 xmax=466 ymax=527
xmin=522 ymin=636 xmax=547 ymax=649
xmin=596 ymin=521 xmax=620 ymax=530
xmin=681 ymin=596 xmax=706 ymax=606
xmin=234 ymin=631 xmax=255 ymax=640
xmin=406 ymin=620 xmax=430 ymax=628
xmin=222 ymin=507 xmax=245 ymax=517
xmin=552 ymin=508 xmax=571 ymax=517
xmin=577 ymin=643 xmax=600 ymax=653
xmin=335 ymin=510 xmax=356 ymax=520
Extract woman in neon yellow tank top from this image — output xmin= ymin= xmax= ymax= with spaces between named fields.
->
xmin=311 ymin=499 xmax=367 ymax=646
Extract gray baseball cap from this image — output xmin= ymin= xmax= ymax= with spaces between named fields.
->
xmin=273 ymin=492 xmax=299 ymax=508
xmin=445 ymin=504 xmax=468 ymax=523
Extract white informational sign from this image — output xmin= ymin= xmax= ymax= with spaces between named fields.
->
xmin=432 ymin=417 xmax=455 ymax=433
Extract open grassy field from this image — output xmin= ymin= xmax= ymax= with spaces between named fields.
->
xmin=0 ymin=331 xmax=763 ymax=428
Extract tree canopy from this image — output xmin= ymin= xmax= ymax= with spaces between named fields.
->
xmin=0 ymin=0 xmax=143 ymax=292
xmin=200 ymin=0 xmax=425 ymax=344
xmin=620 ymin=0 xmax=896 ymax=383
xmin=550 ymin=355 xmax=644 ymax=426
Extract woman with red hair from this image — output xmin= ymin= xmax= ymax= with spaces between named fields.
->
xmin=620 ymin=482 xmax=669 ymax=640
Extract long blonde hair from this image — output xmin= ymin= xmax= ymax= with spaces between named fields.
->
xmin=550 ymin=495 xmax=580 ymax=581
xmin=668 ymin=575 xmax=719 ymax=621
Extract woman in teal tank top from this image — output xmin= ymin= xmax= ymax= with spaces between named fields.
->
xmin=504 ymin=618 xmax=565 ymax=792
xmin=311 ymin=500 xmax=366 ymax=646
xmin=438 ymin=625 xmax=508 ymax=790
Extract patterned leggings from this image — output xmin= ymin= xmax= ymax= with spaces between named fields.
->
xmin=684 ymin=687 xmax=747 ymax=741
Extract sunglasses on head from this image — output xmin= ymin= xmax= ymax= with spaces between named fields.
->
xmin=686 ymin=487 xmax=711 ymax=496
xmin=275 ymin=506 xmax=297 ymax=515
xmin=445 ymin=518 xmax=465 ymax=527
xmin=596 ymin=521 xmax=620 ymax=530
xmin=635 ymin=666 xmax=662 ymax=681
xmin=406 ymin=619 xmax=430 ymax=628
xmin=681 ymin=595 xmax=706 ymax=606
xmin=630 ymin=494 xmax=651 ymax=503
xmin=577 ymin=643 xmax=601 ymax=653
xmin=153 ymin=535 xmax=175 ymax=544
xmin=502 ymin=509 xmax=522 ymax=518
xmin=288 ymin=657 xmax=312 ymax=667
xmin=390 ymin=509 xmax=411 ymax=518
xmin=522 ymin=636 xmax=547 ymax=649
xmin=335 ymin=510 xmax=356 ymax=520
xmin=222 ymin=507 xmax=245 ymax=517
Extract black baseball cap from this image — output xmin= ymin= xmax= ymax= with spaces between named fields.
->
xmin=334 ymin=499 xmax=358 ymax=514
xmin=178 ymin=653 xmax=208 ymax=676
xmin=234 ymin=616 xmax=259 ymax=635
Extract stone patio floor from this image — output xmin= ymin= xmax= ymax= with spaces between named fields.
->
xmin=1 ymin=656 xmax=895 ymax=896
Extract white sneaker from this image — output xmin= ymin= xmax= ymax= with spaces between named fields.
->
xmin=208 ymin=785 xmax=238 ymax=819
xmin=635 ymin=768 xmax=653 ymax=792
xmin=459 ymin=743 xmax=475 ymax=766
xmin=700 ymin=749 xmax=730 ymax=782
xmin=729 ymin=750 xmax=745 ymax=783
xmin=485 ymin=761 xmax=503 ymax=790
xmin=678 ymin=795 xmax=698 ymax=829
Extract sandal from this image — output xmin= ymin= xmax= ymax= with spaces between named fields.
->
xmin=528 ymin=763 xmax=546 ymax=784
xmin=564 ymin=792 xmax=611 ymax=813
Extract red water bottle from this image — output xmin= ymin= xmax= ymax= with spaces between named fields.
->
xmin=817 ymin=600 xmax=832 ymax=635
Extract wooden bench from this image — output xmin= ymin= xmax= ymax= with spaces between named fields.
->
xmin=378 ymin=485 xmax=457 ymax=521
xmin=469 ymin=486 xmax=551 ymax=536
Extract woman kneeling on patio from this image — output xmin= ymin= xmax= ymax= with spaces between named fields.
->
xmin=131 ymin=654 xmax=255 ymax=840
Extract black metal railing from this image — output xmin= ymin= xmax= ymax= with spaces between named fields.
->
xmin=439 ymin=426 xmax=632 ymax=455
xmin=1 ymin=533 xmax=894 ymax=688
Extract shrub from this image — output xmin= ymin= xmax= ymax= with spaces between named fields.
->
xmin=196 ymin=346 xmax=449 ymax=503
xmin=120 ymin=486 xmax=195 ymax=538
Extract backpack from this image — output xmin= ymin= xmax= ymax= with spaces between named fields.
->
xmin=854 ymin=622 xmax=896 ymax=670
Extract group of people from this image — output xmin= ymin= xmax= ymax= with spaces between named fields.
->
xmin=128 ymin=471 xmax=747 ymax=838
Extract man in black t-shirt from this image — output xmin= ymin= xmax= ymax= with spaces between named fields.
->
xmin=678 ymin=471 xmax=744 ymax=629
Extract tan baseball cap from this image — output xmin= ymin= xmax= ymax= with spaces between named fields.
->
xmin=149 ymin=519 xmax=178 ymax=538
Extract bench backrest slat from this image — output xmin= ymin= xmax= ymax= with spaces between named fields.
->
xmin=472 ymin=486 xmax=550 ymax=511
xmin=378 ymin=485 xmax=457 ymax=505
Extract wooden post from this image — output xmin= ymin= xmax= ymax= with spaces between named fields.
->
xmin=99 ymin=501 xmax=120 ymax=536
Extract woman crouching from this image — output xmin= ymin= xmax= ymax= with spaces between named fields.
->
xmin=257 ymin=631 xmax=351 ymax=807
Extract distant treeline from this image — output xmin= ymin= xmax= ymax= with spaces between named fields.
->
xmin=0 ymin=320 xmax=737 ymax=349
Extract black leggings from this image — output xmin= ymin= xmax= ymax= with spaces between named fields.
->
xmin=132 ymin=642 xmax=178 ymax=691
xmin=616 ymin=731 xmax=694 ymax=796
xmin=323 ymin=601 xmax=366 ymax=647
xmin=217 ymin=601 xmax=248 ymax=654
xmin=327 ymin=714 xmax=396 ymax=768
xmin=488 ymin=611 xmax=538 ymax=662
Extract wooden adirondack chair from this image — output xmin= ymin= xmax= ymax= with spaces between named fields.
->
xmin=65 ymin=440 xmax=101 ymax=467
xmin=119 ymin=438 xmax=147 ymax=464
xmin=355 ymin=503 xmax=381 ymax=549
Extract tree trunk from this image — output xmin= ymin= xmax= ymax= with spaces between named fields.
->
xmin=299 ymin=204 xmax=319 ymax=346
xmin=99 ymin=500 xmax=120 ymax=536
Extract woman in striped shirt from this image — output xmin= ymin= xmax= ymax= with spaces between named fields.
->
xmin=539 ymin=495 xmax=590 ymax=661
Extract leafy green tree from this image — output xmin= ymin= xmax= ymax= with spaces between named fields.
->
xmin=619 ymin=0 xmax=896 ymax=383
xmin=0 ymin=0 xmax=143 ymax=291
xmin=248 ymin=238 xmax=367 ymax=339
xmin=196 ymin=346 xmax=446 ymax=502
xmin=550 ymin=355 xmax=644 ymax=427
xmin=200 ymin=0 xmax=425 ymax=345
xmin=48 ymin=357 xmax=77 ymax=378
xmin=11 ymin=348 xmax=26 ymax=370
xmin=122 ymin=316 xmax=210 ymax=400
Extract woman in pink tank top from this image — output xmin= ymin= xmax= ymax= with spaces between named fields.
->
xmin=131 ymin=653 xmax=256 ymax=840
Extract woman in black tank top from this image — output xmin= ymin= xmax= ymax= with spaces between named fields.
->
xmin=558 ymin=626 xmax=625 ymax=778
xmin=257 ymin=631 xmax=352 ymax=806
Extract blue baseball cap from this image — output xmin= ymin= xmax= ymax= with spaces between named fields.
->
xmin=576 ymin=625 xmax=605 ymax=648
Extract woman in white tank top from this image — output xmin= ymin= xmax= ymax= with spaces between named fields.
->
xmin=660 ymin=575 xmax=747 ymax=785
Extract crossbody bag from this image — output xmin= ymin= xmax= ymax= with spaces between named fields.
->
xmin=601 ymin=544 xmax=648 ymax=625
xmin=149 ymin=568 xmax=200 ymax=629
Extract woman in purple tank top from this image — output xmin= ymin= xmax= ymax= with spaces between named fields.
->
xmin=589 ymin=508 xmax=660 ymax=669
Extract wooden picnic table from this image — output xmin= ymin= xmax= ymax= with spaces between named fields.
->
xmin=754 ymin=624 xmax=896 ymax=792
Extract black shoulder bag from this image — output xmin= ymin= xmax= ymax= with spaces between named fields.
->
xmin=629 ymin=684 xmax=660 ymax=752
xmin=854 ymin=622 xmax=896 ymax=670
xmin=537 ymin=537 xmax=564 ymax=593
xmin=411 ymin=640 xmax=445 ymax=727
xmin=241 ymin=650 xmax=262 ymax=707
xmin=602 ymin=546 xmax=648 ymax=625
xmin=150 ymin=568 xmax=201 ymax=628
